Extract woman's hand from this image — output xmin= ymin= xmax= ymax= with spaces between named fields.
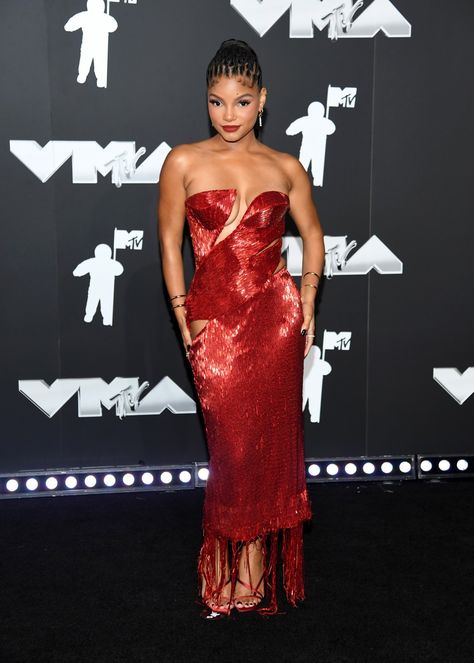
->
xmin=177 ymin=313 xmax=193 ymax=360
xmin=300 ymin=301 xmax=315 ymax=359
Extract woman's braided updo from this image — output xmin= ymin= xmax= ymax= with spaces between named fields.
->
xmin=206 ymin=38 xmax=263 ymax=90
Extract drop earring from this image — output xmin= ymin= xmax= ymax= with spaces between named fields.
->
xmin=258 ymin=109 xmax=263 ymax=127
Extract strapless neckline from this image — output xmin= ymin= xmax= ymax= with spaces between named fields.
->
xmin=185 ymin=188 xmax=289 ymax=210
xmin=185 ymin=188 xmax=290 ymax=252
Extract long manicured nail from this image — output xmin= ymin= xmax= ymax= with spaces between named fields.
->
xmin=300 ymin=329 xmax=307 ymax=336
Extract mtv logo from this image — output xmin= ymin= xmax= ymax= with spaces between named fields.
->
xmin=114 ymin=229 xmax=144 ymax=250
xmin=323 ymin=331 xmax=352 ymax=352
xmin=324 ymin=235 xmax=357 ymax=278
xmin=327 ymin=86 xmax=357 ymax=109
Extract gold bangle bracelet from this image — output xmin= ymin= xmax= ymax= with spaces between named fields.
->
xmin=172 ymin=303 xmax=187 ymax=309
xmin=303 ymin=283 xmax=318 ymax=289
xmin=303 ymin=271 xmax=320 ymax=280
xmin=169 ymin=294 xmax=187 ymax=301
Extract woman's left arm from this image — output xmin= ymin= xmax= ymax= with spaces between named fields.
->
xmin=285 ymin=154 xmax=325 ymax=358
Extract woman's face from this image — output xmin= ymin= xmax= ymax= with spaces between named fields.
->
xmin=207 ymin=74 xmax=266 ymax=142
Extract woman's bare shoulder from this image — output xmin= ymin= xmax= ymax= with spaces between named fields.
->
xmin=263 ymin=144 xmax=300 ymax=167
xmin=162 ymin=140 xmax=213 ymax=175
xmin=170 ymin=138 xmax=216 ymax=155
xmin=163 ymin=142 xmax=195 ymax=165
xmin=261 ymin=144 xmax=306 ymax=186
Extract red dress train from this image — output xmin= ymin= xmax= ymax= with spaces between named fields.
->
xmin=184 ymin=188 xmax=312 ymax=615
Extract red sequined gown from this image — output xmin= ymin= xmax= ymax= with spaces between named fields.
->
xmin=184 ymin=188 xmax=312 ymax=615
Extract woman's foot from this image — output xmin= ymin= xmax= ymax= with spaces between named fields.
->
xmin=234 ymin=537 xmax=265 ymax=610
xmin=201 ymin=568 xmax=233 ymax=613
xmin=206 ymin=579 xmax=233 ymax=613
xmin=200 ymin=538 xmax=233 ymax=614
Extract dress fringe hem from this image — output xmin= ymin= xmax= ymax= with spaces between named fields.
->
xmin=197 ymin=517 xmax=310 ymax=617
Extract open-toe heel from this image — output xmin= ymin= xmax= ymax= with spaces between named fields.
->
xmin=202 ymin=579 xmax=234 ymax=616
xmin=234 ymin=572 xmax=265 ymax=612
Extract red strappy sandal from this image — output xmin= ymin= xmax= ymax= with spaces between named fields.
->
xmin=202 ymin=579 xmax=234 ymax=617
xmin=206 ymin=596 xmax=233 ymax=614
xmin=233 ymin=572 xmax=265 ymax=612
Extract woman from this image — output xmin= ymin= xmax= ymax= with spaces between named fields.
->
xmin=158 ymin=39 xmax=325 ymax=618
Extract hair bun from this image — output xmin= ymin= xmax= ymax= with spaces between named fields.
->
xmin=220 ymin=38 xmax=250 ymax=50
xmin=219 ymin=39 xmax=252 ymax=51
xmin=207 ymin=39 xmax=262 ymax=91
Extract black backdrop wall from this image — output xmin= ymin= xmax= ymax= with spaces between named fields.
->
xmin=1 ymin=0 xmax=473 ymax=474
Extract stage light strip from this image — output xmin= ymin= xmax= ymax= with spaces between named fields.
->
xmin=195 ymin=456 xmax=417 ymax=486
xmin=417 ymin=454 xmax=473 ymax=479
xmin=0 ymin=464 xmax=195 ymax=500
xmin=2 ymin=454 xmax=472 ymax=499
xmin=303 ymin=455 xmax=416 ymax=483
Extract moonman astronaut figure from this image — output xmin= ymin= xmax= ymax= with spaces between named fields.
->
xmin=286 ymin=101 xmax=336 ymax=187
xmin=302 ymin=345 xmax=332 ymax=423
xmin=73 ymin=244 xmax=123 ymax=326
xmin=64 ymin=0 xmax=118 ymax=88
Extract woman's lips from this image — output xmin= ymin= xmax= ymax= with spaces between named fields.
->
xmin=222 ymin=125 xmax=240 ymax=132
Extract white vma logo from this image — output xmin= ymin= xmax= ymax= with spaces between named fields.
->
xmin=433 ymin=368 xmax=474 ymax=405
xmin=64 ymin=0 xmax=138 ymax=89
xmin=283 ymin=235 xmax=403 ymax=277
xmin=231 ymin=0 xmax=411 ymax=40
xmin=19 ymin=377 xmax=197 ymax=418
xmin=9 ymin=141 xmax=171 ymax=186
xmin=287 ymin=85 xmax=356 ymax=187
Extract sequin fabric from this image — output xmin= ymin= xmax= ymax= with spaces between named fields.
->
xmin=185 ymin=189 xmax=313 ymax=616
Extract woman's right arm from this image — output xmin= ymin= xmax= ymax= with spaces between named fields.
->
xmin=157 ymin=145 xmax=192 ymax=353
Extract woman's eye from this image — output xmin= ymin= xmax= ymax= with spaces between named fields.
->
xmin=208 ymin=100 xmax=251 ymax=107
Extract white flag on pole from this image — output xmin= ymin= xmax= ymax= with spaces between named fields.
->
xmin=326 ymin=86 xmax=357 ymax=109
xmin=113 ymin=229 xmax=144 ymax=251
xmin=322 ymin=331 xmax=352 ymax=354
